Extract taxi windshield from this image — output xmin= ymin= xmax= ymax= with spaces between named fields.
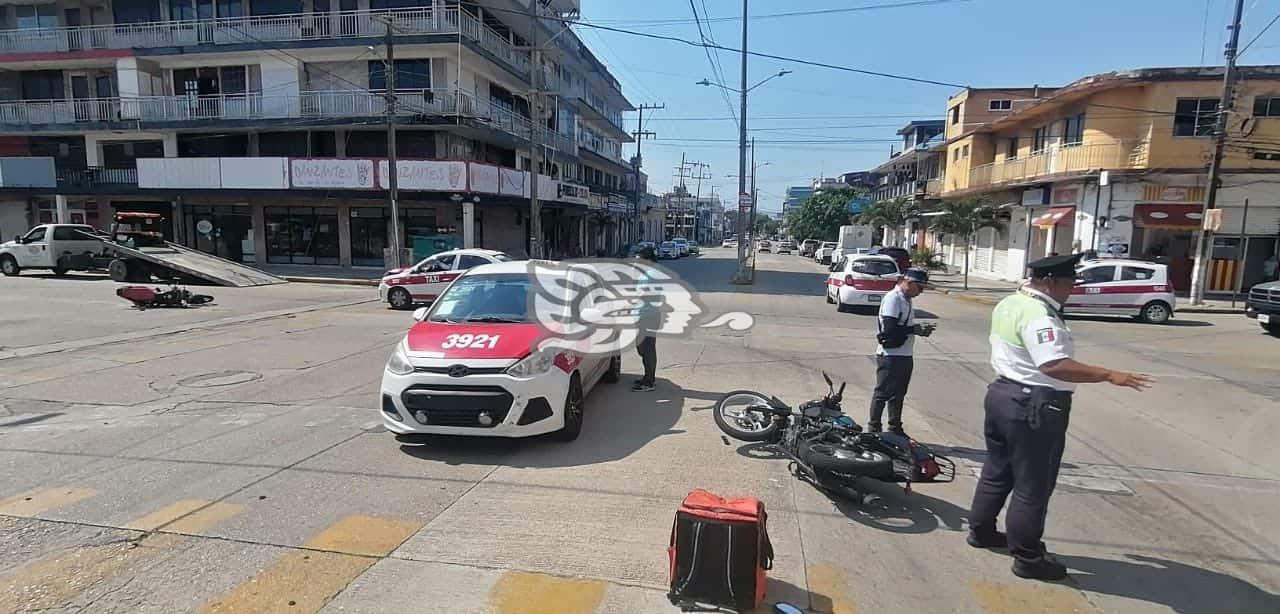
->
xmin=428 ymin=274 xmax=532 ymax=323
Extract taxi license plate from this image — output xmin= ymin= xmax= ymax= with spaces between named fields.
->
xmin=867 ymin=294 xmax=883 ymax=303
xmin=1261 ymin=313 xmax=1272 ymax=324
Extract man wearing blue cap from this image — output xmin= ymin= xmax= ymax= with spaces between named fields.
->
xmin=967 ymin=252 xmax=1152 ymax=581
xmin=869 ymin=267 xmax=935 ymax=437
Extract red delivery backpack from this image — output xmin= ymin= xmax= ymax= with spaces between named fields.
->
xmin=667 ymin=489 xmax=774 ymax=612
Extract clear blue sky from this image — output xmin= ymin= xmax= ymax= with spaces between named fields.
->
xmin=575 ymin=0 xmax=1280 ymax=214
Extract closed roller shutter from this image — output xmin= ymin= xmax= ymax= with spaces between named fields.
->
xmin=1219 ymin=205 xmax=1280 ymax=236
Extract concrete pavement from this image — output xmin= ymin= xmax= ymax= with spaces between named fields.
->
xmin=0 ymin=249 xmax=1276 ymax=613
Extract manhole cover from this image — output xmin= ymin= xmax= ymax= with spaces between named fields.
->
xmin=177 ymin=370 xmax=262 ymax=389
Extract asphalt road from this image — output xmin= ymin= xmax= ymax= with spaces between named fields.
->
xmin=0 ymin=250 xmax=1276 ymax=613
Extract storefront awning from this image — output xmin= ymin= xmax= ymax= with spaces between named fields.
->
xmin=1135 ymin=204 xmax=1203 ymax=230
xmin=1032 ymin=207 xmax=1074 ymax=228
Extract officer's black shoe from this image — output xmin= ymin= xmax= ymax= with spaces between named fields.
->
xmin=889 ymin=426 xmax=909 ymax=439
xmin=867 ymin=422 xmax=882 ymax=433
xmin=966 ymin=528 xmax=1007 ymax=549
xmin=1012 ymin=555 xmax=1068 ymax=581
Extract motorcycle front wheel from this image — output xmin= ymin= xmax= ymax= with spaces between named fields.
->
xmin=802 ymin=442 xmax=893 ymax=477
xmin=713 ymin=390 xmax=781 ymax=442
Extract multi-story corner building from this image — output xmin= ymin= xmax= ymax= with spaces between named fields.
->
xmin=0 ymin=0 xmax=635 ymax=268
xmin=661 ymin=186 xmax=718 ymax=243
xmin=864 ymin=119 xmax=947 ymax=246
xmin=934 ymin=66 xmax=1280 ymax=295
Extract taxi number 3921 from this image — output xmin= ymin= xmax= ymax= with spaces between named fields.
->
xmin=442 ymin=334 xmax=501 ymax=349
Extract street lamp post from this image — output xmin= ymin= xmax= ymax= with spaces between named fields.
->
xmin=696 ymin=66 xmax=792 ymax=284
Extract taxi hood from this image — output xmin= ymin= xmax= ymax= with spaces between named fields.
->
xmin=404 ymin=320 xmax=549 ymax=359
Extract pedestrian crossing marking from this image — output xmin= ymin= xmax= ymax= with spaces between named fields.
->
xmin=302 ymin=514 xmax=422 ymax=557
xmin=0 ymin=487 xmax=96 ymax=517
xmin=199 ymin=550 xmax=373 ymax=614
xmin=971 ymin=580 xmax=1098 ymax=613
xmin=489 ymin=571 xmax=608 ymax=614
xmin=0 ymin=532 xmax=184 ymax=613
xmin=806 ymin=564 xmax=859 ymax=614
xmin=199 ymin=514 xmax=423 ymax=614
xmin=123 ymin=499 xmax=245 ymax=533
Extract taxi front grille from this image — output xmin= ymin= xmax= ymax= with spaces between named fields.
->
xmin=1249 ymin=287 xmax=1280 ymax=307
xmin=401 ymin=385 xmax=513 ymax=428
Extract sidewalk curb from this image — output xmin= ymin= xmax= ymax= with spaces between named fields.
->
xmin=939 ymin=289 xmax=1001 ymax=306
xmin=1178 ymin=307 xmax=1246 ymax=315
xmin=281 ymin=275 xmax=379 ymax=287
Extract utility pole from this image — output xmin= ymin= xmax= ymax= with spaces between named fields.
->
xmin=1190 ymin=0 xmax=1246 ymax=305
xmin=692 ymin=162 xmax=711 ymax=245
xmin=749 ymin=138 xmax=757 ymax=242
xmin=732 ymin=0 xmax=751 ymax=283
xmin=380 ymin=17 xmax=402 ymax=267
xmin=632 ymin=103 xmax=662 ymax=242
xmin=527 ymin=3 xmax=543 ymax=259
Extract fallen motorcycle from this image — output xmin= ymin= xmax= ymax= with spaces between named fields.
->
xmin=116 ymin=285 xmax=214 ymax=310
xmin=713 ymin=373 xmax=954 ymax=502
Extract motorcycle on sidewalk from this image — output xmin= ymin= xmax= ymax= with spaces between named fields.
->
xmin=713 ymin=373 xmax=955 ymax=503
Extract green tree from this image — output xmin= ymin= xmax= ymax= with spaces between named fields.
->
xmin=785 ymin=188 xmax=864 ymax=242
xmin=856 ymin=197 xmax=919 ymax=246
xmin=930 ymin=197 xmax=1005 ymax=290
xmin=753 ymin=213 xmax=779 ymax=237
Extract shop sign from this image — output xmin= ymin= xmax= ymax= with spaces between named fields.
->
xmin=499 ymin=168 xmax=528 ymax=197
xmin=607 ymin=196 xmax=631 ymax=213
xmin=290 ymin=158 xmax=374 ymax=189
xmin=379 ymin=160 xmax=466 ymax=192
xmin=1053 ymin=187 xmax=1079 ymax=205
xmin=588 ymin=193 xmax=606 ymax=209
xmin=468 ymin=163 xmax=501 ymax=194
xmin=1021 ymin=187 xmax=1048 ymax=206
xmin=558 ymin=182 xmax=590 ymax=205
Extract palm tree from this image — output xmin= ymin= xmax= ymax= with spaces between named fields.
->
xmin=857 ymin=197 xmax=918 ymax=246
xmin=930 ymin=197 xmax=1005 ymax=290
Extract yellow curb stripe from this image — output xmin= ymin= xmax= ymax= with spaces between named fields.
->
xmin=199 ymin=515 xmax=423 ymax=614
xmin=0 ymin=487 xmax=96 ymax=517
xmin=0 ymin=533 xmax=185 ymax=613
xmin=971 ymin=580 xmax=1099 ymax=614
xmin=490 ymin=571 xmax=608 ymax=614
xmin=124 ymin=499 xmax=245 ymax=533
xmin=806 ymin=564 xmax=859 ymax=614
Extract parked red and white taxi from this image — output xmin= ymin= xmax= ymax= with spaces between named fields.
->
xmin=825 ymin=254 xmax=901 ymax=311
xmin=379 ymin=248 xmax=511 ymax=310
xmin=1066 ymin=258 xmax=1176 ymax=323
xmin=380 ymin=261 xmax=621 ymax=441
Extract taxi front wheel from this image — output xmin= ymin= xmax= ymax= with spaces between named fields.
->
xmin=1140 ymin=301 xmax=1172 ymax=324
xmin=388 ymin=287 xmax=413 ymax=310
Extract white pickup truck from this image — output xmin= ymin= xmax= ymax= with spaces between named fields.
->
xmin=0 ymin=223 xmax=106 ymax=276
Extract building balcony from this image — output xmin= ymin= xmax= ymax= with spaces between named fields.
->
xmin=576 ymin=96 xmax=630 ymax=142
xmin=0 ymin=7 xmax=530 ymax=78
xmin=0 ymin=88 xmax=573 ymax=152
xmin=57 ymin=167 xmax=139 ymax=190
xmin=964 ymin=141 xmax=1136 ymax=192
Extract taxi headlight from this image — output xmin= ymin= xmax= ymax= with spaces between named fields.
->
xmin=385 ymin=345 xmax=414 ymax=376
xmin=507 ymin=349 xmax=554 ymax=377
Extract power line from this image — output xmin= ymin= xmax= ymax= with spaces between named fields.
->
xmin=688 ymin=0 xmax=738 ymax=128
xmin=1239 ymin=9 xmax=1280 ymax=56
xmin=580 ymin=0 xmax=976 ymax=26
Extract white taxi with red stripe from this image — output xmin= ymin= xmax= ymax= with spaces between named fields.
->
xmin=379 ymin=248 xmax=512 ymax=310
xmin=379 ymin=261 xmax=621 ymax=441
xmin=1066 ymin=258 xmax=1176 ymax=324
xmin=826 ymin=254 xmax=901 ymax=311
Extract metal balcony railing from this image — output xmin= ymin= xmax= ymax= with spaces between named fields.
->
xmin=57 ymin=167 xmax=139 ymax=188
xmin=967 ymin=141 xmax=1136 ymax=190
xmin=0 ymin=8 xmax=530 ymax=77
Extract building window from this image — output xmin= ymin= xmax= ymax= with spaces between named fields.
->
xmin=961 ymin=144 xmax=970 ymax=158
xmin=1253 ymin=96 xmax=1280 ymax=117
xmin=1063 ymin=113 xmax=1085 ymax=145
xmin=949 ymin=105 xmax=960 ymax=125
xmin=14 ymin=4 xmax=58 ymax=30
xmin=265 ymin=206 xmax=339 ymax=265
xmin=1006 ymin=137 xmax=1018 ymax=159
xmin=1173 ymin=98 xmax=1220 ymax=136
xmin=368 ymin=59 xmax=430 ymax=90
xmin=989 ymin=99 xmax=1012 ymax=111
xmin=952 ymin=148 xmax=960 ymax=162
xmin=1032 ymin=125 xmax=1051 ymax=152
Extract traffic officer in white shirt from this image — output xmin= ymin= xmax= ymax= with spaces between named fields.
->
xmin=869 ymin=268 xmax=935 ymax=436
xmin=966 ymin=253 xmax=1152 ymax=580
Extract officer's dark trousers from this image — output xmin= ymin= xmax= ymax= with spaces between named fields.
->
xmin=636 ymin=336 xmax=657 ymax=385
xmin=869 ymin=355 xmax=913 ymax=429
xmin=969 ymin=378 xmax=1071 ymax=562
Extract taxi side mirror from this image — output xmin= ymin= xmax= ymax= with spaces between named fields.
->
xmin=412 ymin=307 xmax=429 ymax=321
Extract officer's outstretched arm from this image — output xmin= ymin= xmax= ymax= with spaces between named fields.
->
xmin=1040 ymin=359 xmax=1152 ymax=390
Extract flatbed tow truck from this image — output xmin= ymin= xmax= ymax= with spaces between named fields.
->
xmin=0 ymin=212 xmax=284 ymax=288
